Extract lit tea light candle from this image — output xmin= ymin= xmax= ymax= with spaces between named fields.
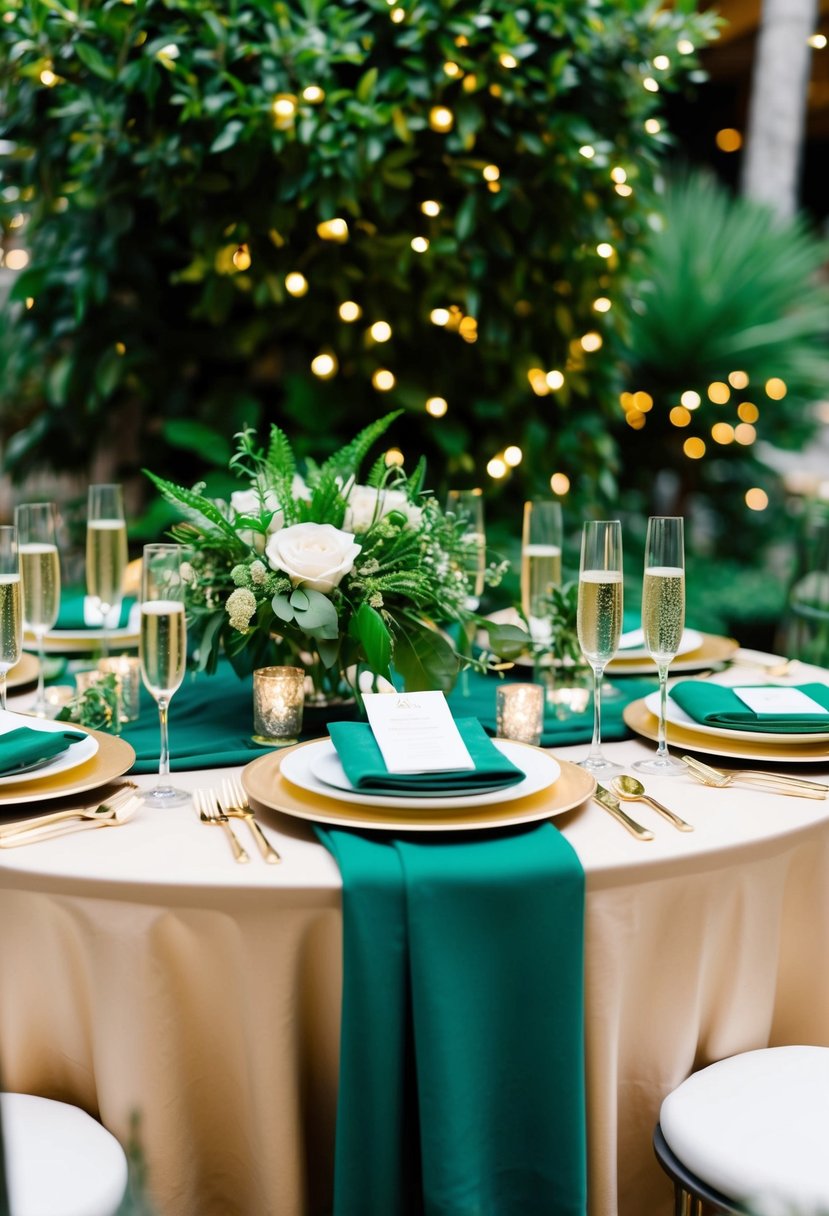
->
xmin=98 ymin=655 xmax=142 ymax=723
xmin=496 ymin=683 xmax=544 ymax=746
xmin=253 ymin=666 xmax=306 ymax=746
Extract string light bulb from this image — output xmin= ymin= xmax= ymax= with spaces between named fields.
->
xmin=411 ymin=236 xmax=429 ymax=253
xmin=504 ymin=445 xmax=522 ymax=467
xmin=486 ymin=456 xmax=508 ymax=479
xmin=430 ymin=308 xmax=450 ymax=326
xmin=482 ymin=164 xmax=500 ymax=182
xmin=596 ymin=242 xmax=615 ymax=258
xmin=232 ymin=244 xmax=251 ymax=271
xmin=745 ymin=488 xmax=768 ymax=511
xmin=372 ymin=369 xmax=396 ymax=391
xmin=681 ymin=390 xmax=701 ymax=409
xmin=311 ymin=352 xmax=338 ymax=379
xmin=302 ymin=85 xmax=325 ymax=103
xmin=498 ymin=52 xmax=518 ymax=69
xmin=338 ymin=300 xmax=361 ymax=322
xmin=317 ymin=218 xmax=349 ymax=242
xmin=369 ymin=321 xmax=392 ymax=343
xmin=421 ymin=200 xmax=441 ymax=217
xmin=272 ymin=94 xmax=298 ymax=128
xmin=550 ymin=473 xmax=570 ymax=495
xmin=429 ymin=106 xmax=454 ymax=132
xmin=765 ymin=377 xmax=787 ymax=399
xmin=546 ymin=370 xmax=565 ymax=390
xmin=426 ymin=396 xmax=448 ymax=417
xmin=285 ymin=272 xmax=308 ymax=297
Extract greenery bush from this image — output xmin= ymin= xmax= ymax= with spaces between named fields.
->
xmin=1 ymin=0 xmax=717 ymax=515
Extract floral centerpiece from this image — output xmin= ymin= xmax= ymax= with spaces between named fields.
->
xmin=146 ymin=413 xmax=519 ymax=702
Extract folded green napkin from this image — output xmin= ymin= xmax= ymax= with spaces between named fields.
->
xmin=327 ymin=717 xmax=524 ymax=794
xmin=315 ymin=822 xmax=586 ymax=1216
xmin=0 ymin=727 xmax=86 ymax=776
xmin=671 ymin=680 xmax=829 ymax=733
xmin=57 ymin=591 xmax=136 ymax=631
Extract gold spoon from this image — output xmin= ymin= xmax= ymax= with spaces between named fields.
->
xmin=610 ymin=774 xmax=694 ymax=832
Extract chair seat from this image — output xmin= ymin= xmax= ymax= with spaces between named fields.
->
xmin=660 ymin=1046 xmax=829 ymax=1212
xmin=1 ymin=1093 xmax=128 ymax=1216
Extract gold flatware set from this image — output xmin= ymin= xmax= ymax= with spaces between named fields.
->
xmin=0 ymin=784 xmax=141 ymax=847
xmin=195 ymin=781 xmax=280 ymax=865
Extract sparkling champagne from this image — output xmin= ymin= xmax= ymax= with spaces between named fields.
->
xmin=0 ymin=574 xmax=23 ymax=671
xmin=87 ymin=519 xmax=128 ymax=610
xmin=642 ymin=565 xmax=685 ymax=662
xmin=140 ymin=601 xmax=186 ymax=700
xmin=460 ymin=531 xmax=486 ymax=602
xmin=19 ymin=542 xmax=60 ymax=634
xmin=521 ymin=544 xmax=562 ymax=621
xmin=578 ymin=570 xmax=623 ymax=666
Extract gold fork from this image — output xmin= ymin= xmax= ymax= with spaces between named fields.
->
xmin=682 ymin=755 xmax=827 ymax=800
xmin=220 ymin=776 xmax=281 ymax=864
xmin=195 ymin=788 xmax=250 ymax=863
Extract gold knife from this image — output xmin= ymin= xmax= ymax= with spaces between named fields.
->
xmin=593 ymin=785 xmax=655 ymax=841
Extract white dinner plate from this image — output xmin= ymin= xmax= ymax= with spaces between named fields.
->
xmin=0 ymin=709 xmax=99 ymax=786
xmin=280 ymin=738 xmax=561 ymax=810
xmin=23 ymin=601 xmax=141 ymax=654
xmin=645 ymin=689 xmax=829 ymax=745
xmin=310 ymin=750 xmax=512 ymax=799
xmin=617 ymin=628 xmax=703 ymax=661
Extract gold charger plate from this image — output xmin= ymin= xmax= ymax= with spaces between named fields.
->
xmin=243 ymin=738 xmax=596 ymax=832
xmin=23 ymin=627 xmax=139 ymax=655
xmin=0 ymin=726 xmax=135 ymax=807
xmin=623 ymin=699 xmax=829 ymax=764
xmin=607 ymin=632 xmax=739 ymax=676
xmin=6 ymin=653 xmax=39 ymax=691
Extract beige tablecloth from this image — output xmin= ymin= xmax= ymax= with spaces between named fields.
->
xmin=2 ymin=732 xmax=829 ymax=1216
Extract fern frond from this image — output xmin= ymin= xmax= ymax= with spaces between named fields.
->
xmin=143 ymin=470 xmax=242 ymax=545
xmin=319 ymin=410 xmax=403 ymax=484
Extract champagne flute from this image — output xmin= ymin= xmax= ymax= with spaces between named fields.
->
xmin=577 ymin=520 xmax=624 ymax=776
xmin=521 ymin=499 xmax=563 ymax=686
xmin=139 ymin=543 xmax=189 ymax=808
xmin=86 ymin=483 xmax=128 ymax=657
xmin=634 ymin=516 xmax=686 ymax=776
xmin=0 ymin=526 xmax=23 ymax=713
xmin=15 ymin=503 xmax=61 ymax=717
xmin=446 ymin=488 xmax=486 ymax=695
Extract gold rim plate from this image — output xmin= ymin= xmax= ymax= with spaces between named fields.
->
xmin=0 ymin=727 xmax=135 ymax=807
xmin=5 ymin=653 xmax=39 ymax=691
xmin=23 ymin=629 xmax=139 ymax=655
xmin=242 ymin=738 xmax=596 ymax=832
xmin=623 ymin=699 xmax=829 ymax=763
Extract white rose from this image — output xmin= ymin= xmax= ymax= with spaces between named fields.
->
xmin=265 ymin=522 xmax=362 ymax=594
xmin=343 ymin=484 xmax=422 ymax=532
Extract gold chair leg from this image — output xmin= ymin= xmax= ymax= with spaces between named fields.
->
xmin=675 ymin=1186 xmax=704 ymax=1216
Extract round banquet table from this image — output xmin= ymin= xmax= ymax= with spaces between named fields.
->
xmin=2 ymin=711 xmax=829 ymax=1215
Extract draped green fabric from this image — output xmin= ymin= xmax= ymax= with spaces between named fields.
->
xmin=670 ymin=680 xmax=829 ymax=732
xmin=120 ymin=663 xmax=653 ymax=772
xmin=327 ymin=718 xmax=524 ymax=794
xmin=0 ymin=727 xmax=85 ymax=776
xmin=316 ymin=822 xmax=586 ymax=1216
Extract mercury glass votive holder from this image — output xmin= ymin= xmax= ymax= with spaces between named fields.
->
xmin=98 ymin=655 xmax=142 ymax=723
xmin=253 ymin=666 xmax=306 ymax=747
xmin=496 ymin=683 xmax=544 ymax=747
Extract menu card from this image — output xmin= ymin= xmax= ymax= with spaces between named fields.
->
xmin=732 ymin=686 xmax=829 ymax=716
xmin=362 ymin=690 xmax=475 ymax=774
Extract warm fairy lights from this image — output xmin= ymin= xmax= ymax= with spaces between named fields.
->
xmin=487 ymin=456 xmax=508 ymax=479
xmin=707 ymin=381 xmax=730 ymax=404
xmin=653 ymin=55 xmax=670 ymax=70
xmin=737 ymin=402 xmax=759 ymax=423
xmin=593 ymin=297 xmax=612 ymax=312
xmin=443 ymin=61 xmax=462 ymax=78
xmin=421 ymin=200 xmax=441 ymax=217
xmin=711 ymin=422 xmax=735 ymax=445
xmin=610 ymin=167 xmax=627 ymax=183
xmin=411 ymin=236 xmax=429 ymax=253
xmin=311 ymin=353 xmax=337 ymax=378
xmin=285 ymin=272 xmax=308 ymax=297
xmin=683 ymin=437 xmax=706 ymax=459
xmin=372 ymin=369 xmax=396 ymax=391
xmin=645 ymin=118 xmax=661 ymax=134
xmin=550 ymin=473 xmax=570 ymax=495
xmin=545 ymin=370 xmax=565 ymax=391
xmin=503 ymin=445 xmax=522 ymax=467
xmin=483 ymin=165 xmax=500 ymax=182
xmin=385 ymin=448 xmax=405 ymax=466
xmin=232 ymin=244 xmax=251 ymax=270
xmin=369 ymin=321 xmax=392 ymax=343
xmin=681 ymin=390 xmax=701 ymax=409
xmin=390 ymin=7 xmax=405 ymax=23
xmin=40 ymin=68 xmax=57 ymax=87
xmin=459 ymin=317 xmax=478 ymax=343
xmin=670 ymin=407 xmax=691 ymax=427
xmin=579 ymin=145 xmax=595 ymax=159
xmin=317 ymin=218 xmax=348 ymax=242
xmin=808 ymin=33 xmax=827 ymax=49
xmin=302 ymin=86 xmax=325 ymax=103
xmin=715 ymin=128 xmax=742 ymax=153
xmin=528 ymin=369 xmax=550 ymax=396
xmin=735 ymin=423 xmax=757 ymax=445
xmin=677 ymin=39 xmax=695 ymax=54
xmin=580 ymin=332 xmax=602 ymax=352
xmin=426 ymin=397 xmax=448 ymax=417
xmin=339 ymin=300 xmax=361 ymax=322
xmin=745 ymin=488 xmax=768 ymax=511
xmin=272 ymin=94 xmax=297 ymax=128
xmin=633 ymin=392 xmax=653 ymax=412
xmin=728 ymin=370 xmax=749 ymax=389
xmin=643 ymin=77 xmax=659 ymax=92
xmin=429 ymin=106 xmax=454 ymax=133
xmin=430 ymin=308 xmax=450 ymax=326
xmin=596 ymin=242 xmax=614 ymax=258
xmin=498 ymin=53 xmax=518 ymax=69
xmin=765 ymin=378 xmax=787 ymax=399
xmin=615 ymin=183 xmax=633 ymax=197
xmin=4 ymin=249 xmax=29 ymax=270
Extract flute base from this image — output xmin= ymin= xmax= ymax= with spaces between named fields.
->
xmin=578 ymin=754 xmax=625 ymax=778
xmin=633 ymin=752 xmax=687 ymax=777
xmin=142 ymin=783 xmax=190 ymax=808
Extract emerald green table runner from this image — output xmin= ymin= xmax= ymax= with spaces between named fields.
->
xmin=0 ymin=727 xmax=85 ymax=776
xmin=120 ymin=662 xmax=653 ymax=772
xmin=670 ymin=680 xmax=829 ymax=732
xmin=315 ymin=822 xmax=586 ymax=1216
xmin=56 ymin=591 xmax=136 ymax=630
xmin=327 ymin=718 xmax=524 ymax=794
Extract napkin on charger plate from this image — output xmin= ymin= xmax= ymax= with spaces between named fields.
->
xmin=0 ymin=727 xmax=86 ymax=776
xmin=327 ymin=717 xmax=525 ymax=794
xmin=670 ymin=680 xmax=829 ymax=733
